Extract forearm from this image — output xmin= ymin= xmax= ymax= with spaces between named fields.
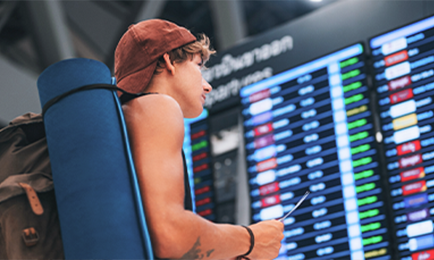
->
xmin=150 ymin=209 xmax=250 ymax=259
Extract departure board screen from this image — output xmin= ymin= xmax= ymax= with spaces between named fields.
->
xmin=240 ymin=43 xmax=391 ymax=260
xmin=184 ymin=110 xmax=215 ymax=218
xmin=370 ymin=15 xmax=434 ymax=260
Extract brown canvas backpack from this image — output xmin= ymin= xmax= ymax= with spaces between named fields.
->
xmin=0 ymin=112 xmax=64 ymax=259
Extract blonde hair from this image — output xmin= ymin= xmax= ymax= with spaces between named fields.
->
xmin=155 ymin=33 xmax=215 ymax=73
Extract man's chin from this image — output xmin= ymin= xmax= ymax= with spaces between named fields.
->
xmin=184 ymin=108 xmax=204 ymax=119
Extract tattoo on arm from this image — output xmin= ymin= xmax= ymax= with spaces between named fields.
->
xmin=181 ymin=237 xmax=215 ymax=259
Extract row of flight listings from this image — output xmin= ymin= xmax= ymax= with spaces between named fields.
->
xmin=235 ymin=15 xmax=434 ymax=260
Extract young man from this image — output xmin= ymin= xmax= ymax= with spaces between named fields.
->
xmin=115 ymin=19 xmax=284 ymax=260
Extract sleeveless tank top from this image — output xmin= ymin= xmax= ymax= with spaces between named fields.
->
xmin=182 ymin=151 xmax=193 ymax=211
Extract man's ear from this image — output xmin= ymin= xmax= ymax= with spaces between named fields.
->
xmin=162 ymin=53 xmax=176 ymax=75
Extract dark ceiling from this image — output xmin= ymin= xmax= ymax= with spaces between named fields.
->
xmin=0 ymin=0 xmax=337 ymax=75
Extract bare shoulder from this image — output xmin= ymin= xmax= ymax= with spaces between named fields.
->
xmin=122 ymin=94 xmax=185 ymax=144
xmin=123 ymin=94 xmax=182 ymax=117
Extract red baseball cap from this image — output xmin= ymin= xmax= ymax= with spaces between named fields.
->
xmin=114 ymin=19 xmax=196 ymax=93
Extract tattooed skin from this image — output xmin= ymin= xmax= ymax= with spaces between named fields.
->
xmin=181 ymin=237 xmax=215 ymax=259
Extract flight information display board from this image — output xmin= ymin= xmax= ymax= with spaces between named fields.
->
xmin=370 ymin=15 xmax=434 ymax=260
xmin=184 ymin=110 xmax=215 ymax=219
xmin=240 ymin=43 xmax=391 ymax=260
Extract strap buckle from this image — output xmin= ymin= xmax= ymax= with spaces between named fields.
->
xmin=22 ymin=227 xmax=39 ymax=247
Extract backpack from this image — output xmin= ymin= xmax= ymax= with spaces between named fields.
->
xmin=0 ymin=58 xmax=155 ymax=259
xmin=0 ymin=112 xmax=64 ymax=259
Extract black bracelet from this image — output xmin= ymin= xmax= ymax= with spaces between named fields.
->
xmin=241 ymin=225 xmax=254 ymax=257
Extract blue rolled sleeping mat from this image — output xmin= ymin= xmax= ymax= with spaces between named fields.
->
xmin=37 ymin=58 xmax=153 ymax=259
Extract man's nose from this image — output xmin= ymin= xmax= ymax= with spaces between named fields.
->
xmin=203 ymin=78 xmax=212 ymax=93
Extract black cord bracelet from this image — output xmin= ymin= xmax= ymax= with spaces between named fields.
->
xmin=241 ymin=225 xmax=254 ymax=257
